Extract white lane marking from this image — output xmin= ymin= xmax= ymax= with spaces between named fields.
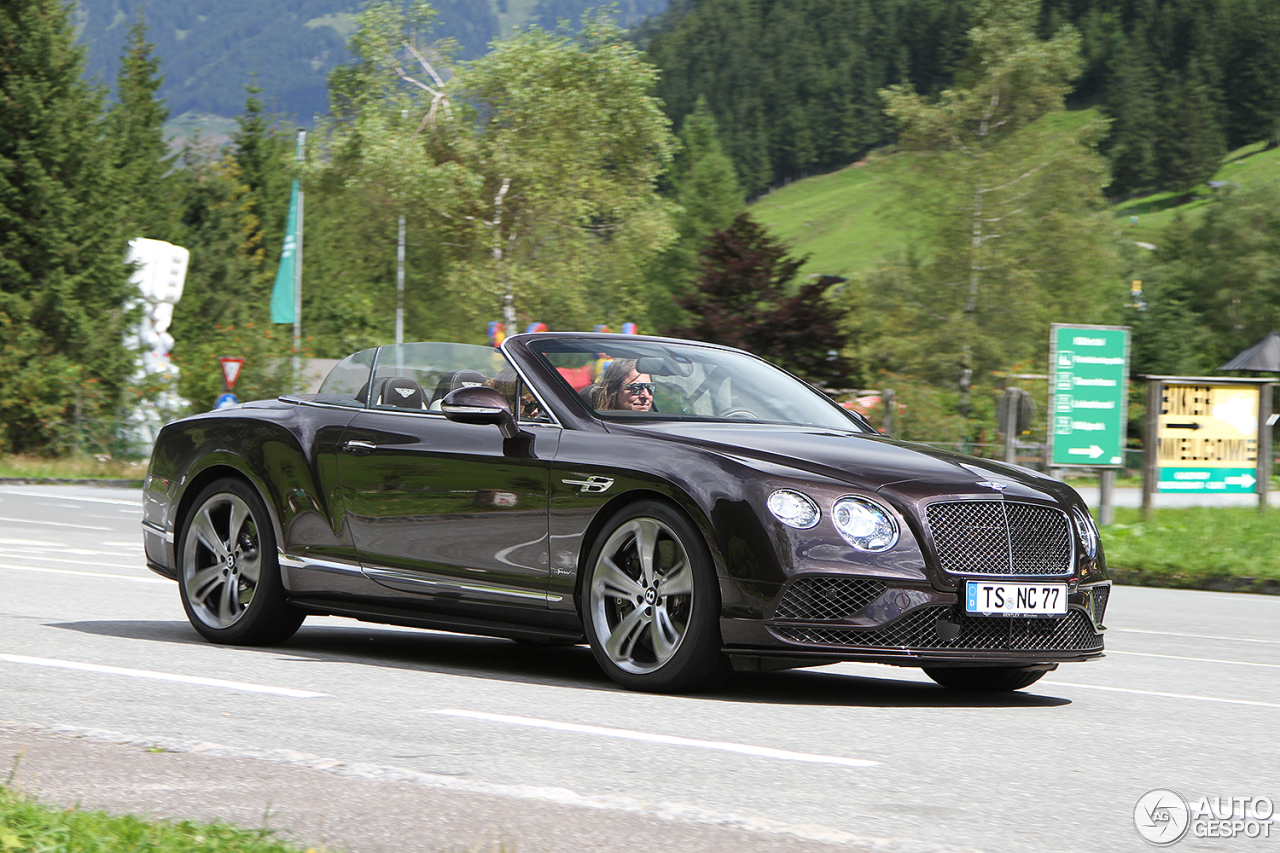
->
xmin=0 ymin=654 xmax=327 ymax=698
xmin=1045 ymin=680 xmax=1280 ymax=709
xmin=0 ymin=515 xmax=111 ymax=531
xmin=1113 ymin=627 xmax=1280 ymax=645
xmin=0 ymin=564 xmax=167 ymax=583
xmin=435 ymin=709 xmax=880 ymax=768
xmin=1108 ymin=650 xmax=1280 ymax=669
xmin=0 ymin=542 xmax=127 ymax=558
xmin=0 ymin=490 xmax=140 ymax=507
xmin=0 ymin=549 xmax=145 ymax=566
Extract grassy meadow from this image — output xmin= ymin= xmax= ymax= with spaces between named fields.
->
xmin=751 ymin=113 xmax=1280 ymax=280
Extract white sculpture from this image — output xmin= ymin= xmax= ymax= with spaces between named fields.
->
xmin=123 ymin=238 xmax=190 ymax=451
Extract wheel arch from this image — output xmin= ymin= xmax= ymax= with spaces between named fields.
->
xmin=572 ymin=487 xmax=719 ymax=616
xmin=174 ymin=462 xmax=281 ymax=555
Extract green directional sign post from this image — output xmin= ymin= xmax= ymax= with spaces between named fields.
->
xmin=1048 ymin=324 xmax=1130 ymax=469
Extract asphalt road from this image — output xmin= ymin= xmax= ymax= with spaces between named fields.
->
xmin=1 ymin=484 xmax=1277 ymax=852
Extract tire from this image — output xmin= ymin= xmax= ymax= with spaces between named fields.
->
xmin=177 ymin=477 xmax=305 ymax=646
xmin=922 ymin=665 xmax=1051 ymax=692
xmin=581 ymin=500 xmax=729 ymax=693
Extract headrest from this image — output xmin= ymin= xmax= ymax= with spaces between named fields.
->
xmin=376 ymin=376 xmax=427 ymax=409
xmin=432 ymin=369 xmax=487 ymax=402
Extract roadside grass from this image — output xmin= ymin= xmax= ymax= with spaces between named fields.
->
xmin=0 ymin=454 xmax=147 ymax=482
xmin=0 ymin=782 xmax=520 ymax=853
xmin=1102 ymin=506 xmax=1280 ymax=591
xmin=0 ymin=783 xmax=314 ymax=853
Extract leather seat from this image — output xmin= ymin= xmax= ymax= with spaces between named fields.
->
xmin=428 ymin=369 xmax=487 ymax=411
xmin=375 ymin=376 xmax=428 ymax=409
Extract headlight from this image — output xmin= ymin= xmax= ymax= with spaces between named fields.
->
xmin=1072 ymin=506 xmax=1099 ymax=560
xmin=767 ymin=489 xmax=820 ymax=529
xmin=832 ymin=496 xmax=898 ymax=551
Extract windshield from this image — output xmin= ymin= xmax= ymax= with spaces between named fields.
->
xmin=528 ymin=337 xmax=872 ymax=432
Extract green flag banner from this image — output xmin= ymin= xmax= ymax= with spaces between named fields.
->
xmin=270 ymin=179 xmax=300 ymax=324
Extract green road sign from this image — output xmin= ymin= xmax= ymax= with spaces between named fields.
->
xmin=1048 ymin=324 xmax=1130 ymax=468
xmin=1158 ymin=466 xmax=1258 ymax=493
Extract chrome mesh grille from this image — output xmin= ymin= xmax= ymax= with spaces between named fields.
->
xmin=926 ymin=501 xmax=1072 ymax=576
xmin=1090 ymin=585 xmax=1110 ymax=625
xmin=774 ymin=577 xmax=887 ymax=621
xmin=772 ymin=606 xmax=1102 ymax=652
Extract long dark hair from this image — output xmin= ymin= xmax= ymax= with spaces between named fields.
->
xmin=593 ymin=359 xmax=638 ymax=410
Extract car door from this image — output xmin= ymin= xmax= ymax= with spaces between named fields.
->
xmin=335 ymin=406 xmax=561 ymax=611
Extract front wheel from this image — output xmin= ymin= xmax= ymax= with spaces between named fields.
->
xmin=922 ymin=665 xmax=1052 ymax=692
xmin=178 ymin=478 xmax=305 ymax=646
xmin=582 ymin=501 xmax=729 ymax=693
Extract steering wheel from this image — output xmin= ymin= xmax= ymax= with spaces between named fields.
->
xmin=718 ymin=409 xmax=757 ymax=420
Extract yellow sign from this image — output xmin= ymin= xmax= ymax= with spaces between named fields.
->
xmin=1156 ymin=384 xmax=1258 ymax=467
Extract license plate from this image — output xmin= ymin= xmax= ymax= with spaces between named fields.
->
xmin=965 ymin=581 xmax=1067 ymax=615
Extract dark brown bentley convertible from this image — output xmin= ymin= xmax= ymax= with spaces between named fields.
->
xmin=142 ymin=332 xmax=1110 ymax=693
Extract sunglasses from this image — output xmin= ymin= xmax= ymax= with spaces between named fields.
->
xmin=621 ymin=382 xmax=654 ymax=395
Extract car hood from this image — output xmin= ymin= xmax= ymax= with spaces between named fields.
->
xmin=620 ymin=422 xmax=1081 ymax=505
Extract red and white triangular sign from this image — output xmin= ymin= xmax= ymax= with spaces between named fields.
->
xmin=219 ymin=356 xmax=245 ymax=391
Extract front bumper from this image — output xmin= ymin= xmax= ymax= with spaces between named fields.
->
xmin=721 ymin=577 xmax=1109 ymax=667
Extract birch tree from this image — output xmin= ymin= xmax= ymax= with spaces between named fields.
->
xmin=314 ymin=4 xmax=676 ymax=338
xmin=876 ymin=0 xmax=1117 ymax=416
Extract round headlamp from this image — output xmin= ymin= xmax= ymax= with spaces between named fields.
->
xmin=767 ymin=489 xmax=821 ymax=529
xmin=832 ymin=496 xmax=898 ymax=552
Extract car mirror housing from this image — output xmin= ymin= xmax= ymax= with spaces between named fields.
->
xmin=440 ymin=385 xmax=520 ymax=439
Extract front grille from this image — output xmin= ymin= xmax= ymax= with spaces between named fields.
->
xmin=774 ymin=577 xmax=886 ymax=621
xmin=773 ymin=606 xmax=1102 ymax=652
xmin=1090 ymin=584 xmax=1110 ymax=625
xmin=926 ymin=501 xmax=1072 ymax=576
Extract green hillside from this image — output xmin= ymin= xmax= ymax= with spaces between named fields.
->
xmin=1113 ymin=141 xmax=1280 ymax=247
xmin=752 ymin=120 xmax=1280 ymax=281
xmin=750 ymin=152 xmax=913 ymax=280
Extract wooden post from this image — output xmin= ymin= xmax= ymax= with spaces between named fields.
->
xmin=1259 ymin=383 xmax=1273 ymax=512
xmin=1099 ymin=468 xmax=1116 ymax=526
xmin=1141 ymin=378 xmax=1161 ymax=522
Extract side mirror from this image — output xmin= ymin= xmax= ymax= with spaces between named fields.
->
xmin=440 ymin=385 xmax=520 ymax=439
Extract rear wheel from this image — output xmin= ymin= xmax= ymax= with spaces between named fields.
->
xmin=922 ymin=665 xmax=1051 ymax=692
xmin=582 ymin=501 xmax=729 ymax=693
xmin=178 ymin=478 xmax=304 ymax=646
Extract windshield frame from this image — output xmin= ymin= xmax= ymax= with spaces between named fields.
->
xmin=519 ymin=333 xmax=874 ymax=433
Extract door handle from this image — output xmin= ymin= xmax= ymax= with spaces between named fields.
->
xmin=343 ymin=440 xmax=377 ymax=456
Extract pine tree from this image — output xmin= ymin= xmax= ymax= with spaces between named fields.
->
xmin=1156 ymin=58 xmax=1226 ymax=196
xmin=231 ymin=85 xmax=292 ymax=286
xmin=105 ymin=17 xmax=175 ymax=241
xmin=1220 ymin=0 xmax=1280 ymax=150
xmin=646 ymin=97 xmax=744 ymax=330
xmin=0 ymin=0 xmax=136 ymax=454
xmin=1102 ymin=34 xmax=1160 ymax=196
